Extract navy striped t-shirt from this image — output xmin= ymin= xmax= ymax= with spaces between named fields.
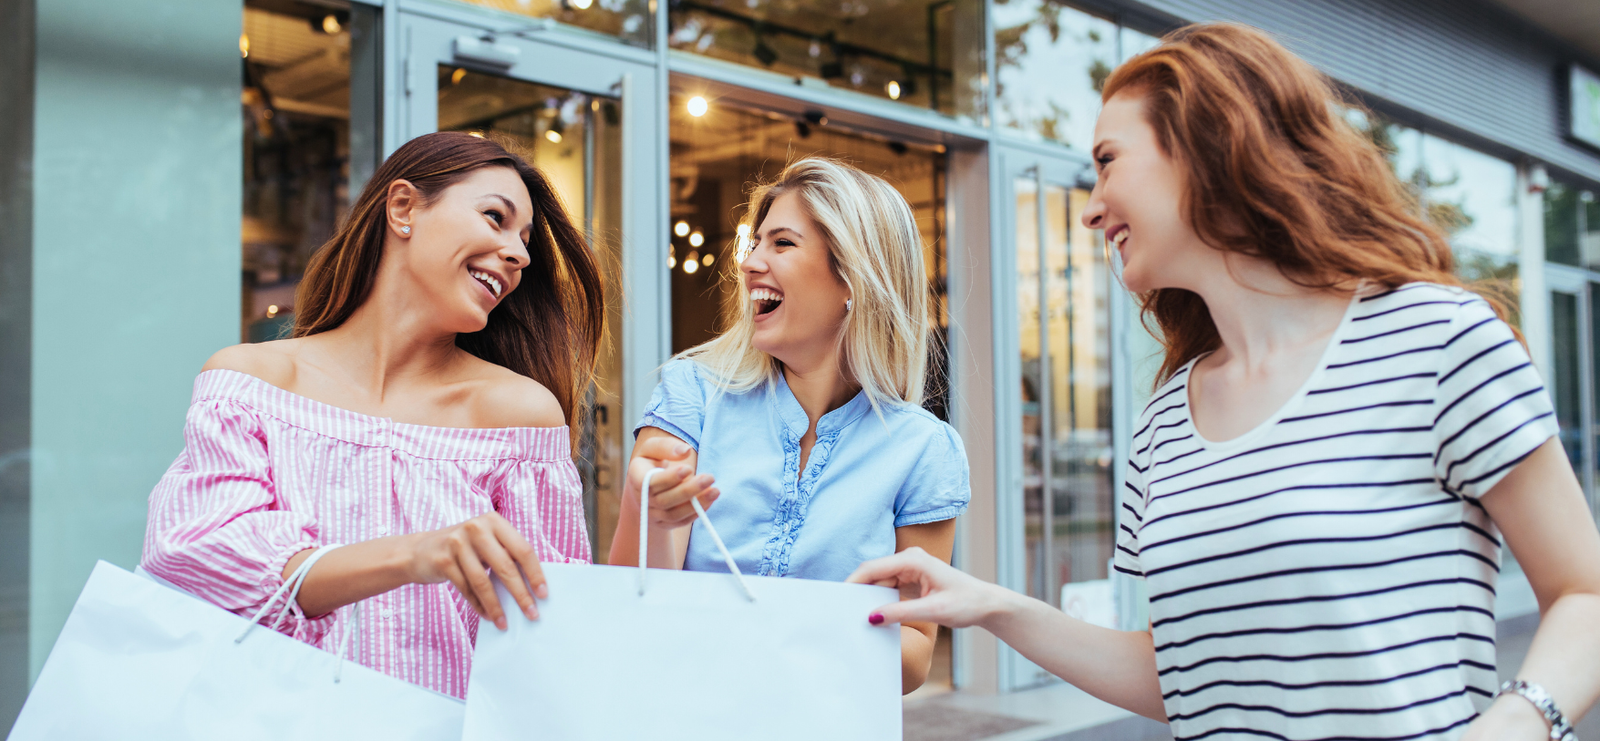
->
xmin=1116 ymin=283 xmax=1558 ymax=740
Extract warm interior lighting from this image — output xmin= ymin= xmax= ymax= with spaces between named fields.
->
xmin=266 ymin=305 xmax=279 ymax=318
xmin=688 ymin=231 xmax=704 ymax=247
xmin=886 ymin=80 xmax=901 ymax=100
xmin=569 ymin=0 xmax=594 ymax=8
xmin=468 ymin=131 xmax=485 ymax=138
xmin=240 ymin=33 xmax=250 ymax=58
xmin=687 ymin=96 xmax=708 ymax=117
xmin=736 ymin=223 xmax=751 ymax=237
xmin=451 ymin=68 xmax=468 ymax=85
xmin=322 ymin=14 xmax=342 ymax=34
xmin=668 ymin=255 xmax=677 ymax=269
xmin=702 ymin=252 xmax=715 ymax=266
xmin=545 ymin=129 xmax=563 ymax=143
xmin=674 ymin=220 xmax=690 ymax=237
xmin=683 ymin=253 xmax=700 ymax=274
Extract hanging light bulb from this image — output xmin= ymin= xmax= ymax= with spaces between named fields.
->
xmin=689 ymin=231 xmax=704 ymax=247
xmin=674 ymin=220 xmax=690 ymax=237
xmin=684 ymin=252 xmax=700 ymax=274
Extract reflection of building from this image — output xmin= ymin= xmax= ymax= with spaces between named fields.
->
xmin=4 ymin=0 xmax=1600 ymax=734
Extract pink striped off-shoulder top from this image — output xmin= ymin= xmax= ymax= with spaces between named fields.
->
xmin=142 ymin=369 xmax=592 ymax=698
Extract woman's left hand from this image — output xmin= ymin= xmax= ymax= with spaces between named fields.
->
xmin=1458 ymin=695 xmax=1553 ymax=741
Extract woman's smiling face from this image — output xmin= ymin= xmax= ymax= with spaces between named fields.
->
xmin=1080 ymin=91 xmax=1209 ymax=294
xmin=741 ymin=191 xmax=853 ymax=367
xmin=390 ymin=165 xmax=533 ymax=333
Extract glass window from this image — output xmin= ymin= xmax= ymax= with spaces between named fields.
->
xmin=669 ymin=0 xmax=985 ymax=120
xmin=1545 ymin=179 xmax=1600 ymax=270
xmin=1552 ymin=290 xmax=1585 ymax=486
xmin=449 ymin=0 xmax=653 ymax=48
xmin=241 ymin=0 xmax=356 ymax=343
xmin=995 ymin=2 xmax=1116 ymax=148
xmin=1346 ymin=109 xmax=1425 ymax=210
xmin=1118 ymin=25 xmax=1160 ymax=62
xmin=1419 ymin=135 xmax=1518 ymax=286
xmin=438 ymin=68 xmax=628 ymax=563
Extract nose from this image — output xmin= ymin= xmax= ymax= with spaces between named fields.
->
xmin=1080 ymin=181 xmax=1107 ymax=230
xmin=741 ymin=239 xmax=769 ymax=275
xmin=501 ymin=234 xmax=530 ymax=269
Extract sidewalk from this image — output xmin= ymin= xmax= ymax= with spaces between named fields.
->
xmin=904 ymin=615 xmax=1596 ymax=741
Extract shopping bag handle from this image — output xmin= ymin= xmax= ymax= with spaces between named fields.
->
xmin=640 ymin=467 xmax=756 ymax=602
xmin=235 ymin=544 xmax=364 ymax=682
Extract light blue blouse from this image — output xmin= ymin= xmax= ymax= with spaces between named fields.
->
xmin=636 ymin=359 xmax=971 ymax=582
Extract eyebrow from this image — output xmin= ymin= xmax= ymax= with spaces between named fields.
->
xmin=485 ymin=194 xmax=519 ymax=218
xmin=762 ymin=226 xmax=803 ymax=240
xmin=1091 ymin=141 xmax=1112 ymax=160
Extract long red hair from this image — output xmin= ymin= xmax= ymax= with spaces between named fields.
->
xmin=1103 ymin=23 xmax=1505 ymax=384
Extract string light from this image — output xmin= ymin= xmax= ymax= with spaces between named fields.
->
xmin=688 ymin=231 xmax=704 ymax=247
xmin=674 ymin=221 xmax=690 ymax=237
xmin=266 ymin=305 xmax=279 ymax=318
xmin=684 ymin=253 xmax=700 ymax=274
xmin=703 ymin=252 xmax=716 ymax=266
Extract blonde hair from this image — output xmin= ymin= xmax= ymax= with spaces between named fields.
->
xmin=679 ymin=157 xmax=931 ymax=412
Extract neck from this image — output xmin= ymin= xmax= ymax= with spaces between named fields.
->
xmin=311 ymin=266 xmax=465 ymax=400
xmin=780 ymin=347 xmax=859 ymax=426
xmin=1188 ymin=254 xmax=1353 ymax=371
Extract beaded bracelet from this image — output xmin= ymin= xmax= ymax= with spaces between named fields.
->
xmin=1496 ymin=679 xmax=1578 ymax=741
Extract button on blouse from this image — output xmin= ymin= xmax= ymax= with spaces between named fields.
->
xmin=637 ymin=359 xmax=970 ymax=582
xmin=142 ymin=369 xmax=591 ymax=699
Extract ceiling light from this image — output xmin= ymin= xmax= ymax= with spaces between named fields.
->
xmin=684 ymin=253 xmax=700 ymax=274
xmin=886 ymin=80 xmax=901 ymax=100
xmin=239 ymin=33 xmax=249 ymax=58
xmin=687 ymin=96 xmax=708 ymax=117
xmin=545 ymin=129 xmax=563 ymax=143
xmin=451 ymin=68 xmax=467 ymax=85
xmin=689 ymin=231 xmax=704 ymax=247
xmin=568 ymin=0 xmax=595 ymax=8
xmin=322 ymin=14 xmax=342 ymax=34
xmin=674 ymin=220 xmax=690 ymax=237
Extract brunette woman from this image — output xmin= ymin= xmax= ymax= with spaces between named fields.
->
xmin=849 ymin=24 xmax=1600 ymax=739
xmin=142 ymin=131 xmax=604 ymax=698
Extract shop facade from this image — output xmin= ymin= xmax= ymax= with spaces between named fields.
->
xmin=3 ymin=0 xmax=1600 ymax=728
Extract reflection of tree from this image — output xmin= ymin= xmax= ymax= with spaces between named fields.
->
xmin=1352 ymin=114 xmax=1474 ymax=241
xmin=994 ymin=0 xmax=1114 ymax=144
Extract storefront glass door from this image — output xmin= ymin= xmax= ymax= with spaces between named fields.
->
xmin=997 ymin=148 xmax=1117 ymax=689
xmin=402 ymin=11 xmax=663 ymax=562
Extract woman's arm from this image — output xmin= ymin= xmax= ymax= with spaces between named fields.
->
xmin=850 ymin=548 xmax=1167 ymax=721
xmin=607 ymin=428 xmax=719 ymax=568
xmin=1465 ymin=438 xmax=1600 ymax=739
xmin=894 ymin=519 xmax=954 ymax=694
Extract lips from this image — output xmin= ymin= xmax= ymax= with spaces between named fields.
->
xmin=469 ymin=268 xmax=503 ymax=299
xmin=750 ymin=286 xmax=783 ymax=317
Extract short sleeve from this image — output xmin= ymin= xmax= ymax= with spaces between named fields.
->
xmin=494 ymin=458 xmax=593 ymax=565
xmin=636 ymin=359 xmax=708 ymax=449
xmin=1113 ymin=455 xmax=1147 ymax=580
xmin=141 ymin=398 xmax=332 ymax=642
xmin=1433 ymin=297 xmax=1558 ymax=498
xmin=893 ymin=423 xmax=971 ymax=527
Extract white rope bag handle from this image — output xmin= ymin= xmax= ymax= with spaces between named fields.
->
xmin=639 ymin=467 xmax=756 ymax=601
xmin=234 ymin=544 xmax=364 ymax=682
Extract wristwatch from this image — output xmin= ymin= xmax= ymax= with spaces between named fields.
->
xmin=1496 ymin=679 xmax=1578 ymax=741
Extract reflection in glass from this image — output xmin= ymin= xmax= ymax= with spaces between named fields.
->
xmin=1119 ymin=26 xmax=1160 ymax=62
xmin=449 ymin=0 xmax=652 ymax=48
xmin=1546 ymin=179 xmax=1600 ymax=270
xmin=1016 ymin=177 xmax=1046 ymax=603
xmin=1591 ymin=285 xmax=1600 ymax=518
xmin=669 ymin=0 xmax=985 ymax=119
xmin=995 ymin=2 xmax=1116 ymax=147
xmin=241 ymin=1 xmax=354 ymax=343
xmin=1419 ymin=136 xmax=1518 ymax=287
xmin=1553 ymin=291 xmax=1585 ymax=490
xmin=438 ymin=67 xmax=628 ymax=563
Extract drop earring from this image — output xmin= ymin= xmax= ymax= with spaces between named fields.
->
xmin=400 ymin=225 xmax=411 ymax=235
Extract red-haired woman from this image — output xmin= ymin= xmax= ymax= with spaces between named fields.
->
xmin=142 ymin=131 xmax=604 ymax=698
xmin=851 ymin=23 xmax=1600 ymax=740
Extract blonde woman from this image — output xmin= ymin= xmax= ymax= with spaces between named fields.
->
xmin=608 ymin=158 xmax=970 ymax=693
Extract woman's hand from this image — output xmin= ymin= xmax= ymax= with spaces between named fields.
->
xmin=846 ymin=546 xmax=1016 ymax=629
xmin=625 ymin=435 xmax=719 ymax=530
xmin=1459 ymin=695 xmax=1556 ymax=741
xmin=407 ymin=512 xmax=547 ymax=631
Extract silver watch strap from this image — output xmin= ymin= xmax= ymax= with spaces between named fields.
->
xmin=1497 ymin=679 xmax=1577 ymax=741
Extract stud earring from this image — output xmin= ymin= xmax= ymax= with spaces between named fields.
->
xmin=401 ymin=226 xmax=411 ymax=235
xmin=845 ymin=298 xmax=853 ymax=312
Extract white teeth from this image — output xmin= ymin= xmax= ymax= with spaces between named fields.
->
xmin=750 ymin=288 xmax=783 ymax=303
xmin=470 ymin=270 xmax=502 ymax=298
xmin=1111 ymin=229 xmax=1129 ymax=247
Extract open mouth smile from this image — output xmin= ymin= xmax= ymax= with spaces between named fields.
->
xmin=469 ymin=269 xmax=503 ymax=299
xmin=751 ymin=287 xmax=783 ymax=318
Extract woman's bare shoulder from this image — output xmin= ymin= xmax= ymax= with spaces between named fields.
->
xmin=464 ymin=359 xmax=567 ymax=429
xmin=202 ymin=340 xmax=304 ymax=388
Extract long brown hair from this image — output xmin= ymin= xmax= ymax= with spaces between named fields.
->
xmin=1103 ymin=23 xmax=1499 ymax=384
xmin=293 ymin=131 xmax=604 ymax=427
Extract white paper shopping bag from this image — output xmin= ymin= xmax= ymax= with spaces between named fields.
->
xmin=463 ymin=470 xmax=902 ymax=741
xmin=8 ymin=558 xmax=463 ymax=741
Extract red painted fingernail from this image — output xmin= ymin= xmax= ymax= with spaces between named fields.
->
xmin=868 ymin=613 xmax=884 ymax=625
